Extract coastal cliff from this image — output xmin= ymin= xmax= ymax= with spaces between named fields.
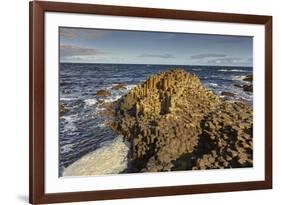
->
xmin=110 ymin=69 xmax=253 ymax=172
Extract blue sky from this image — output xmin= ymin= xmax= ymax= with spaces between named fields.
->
xmin=60 ymin=27 xmax=253 ymax=66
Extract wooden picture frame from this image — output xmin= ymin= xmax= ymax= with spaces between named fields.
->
xmin=29 ymin=1 xmax=272 ymax=204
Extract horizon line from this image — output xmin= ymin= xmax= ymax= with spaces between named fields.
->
xmin=59 ymin=62 xmax=253 ymax=68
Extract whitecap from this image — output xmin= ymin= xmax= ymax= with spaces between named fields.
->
xmin=63 ymin=136 xmax=129 ymax=176
xmin=84 ymin=98 xmax=98 ymax=106
xmin=219 ymin=69 xmax=247 ymax=72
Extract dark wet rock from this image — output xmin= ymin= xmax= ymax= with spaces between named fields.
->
xmin=60 ymin=104 xmax=69 ymax=115
xmin=96 ymin=89 xmax=111 ymax=97
xmin=234 ymin=75 xmax=253 ymax=94
xmin=112 ymin=83 xmax=126 ymax=90
xmin=233 ymin=84 xmax=243 ymax=88
xmin=243 ymin=84 xmax=253 ymax=93
xmin=109 ymin=69 xmax=253 ymax=172
xmin=243 ymin=75 xmax=253 ymax=82
xmin=221 ymin=91 xmax=235 ymax=97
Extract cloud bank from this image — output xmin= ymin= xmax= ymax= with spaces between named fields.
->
xmin=190 ymin=53 xmax=227 ymax=59
xmin=60 ymin=45 xmax=102 ymax=57
xmin=137 ymin=53 xmax=175 ymax=58
xmin=60 ymin=28 xmax=110 ymax=40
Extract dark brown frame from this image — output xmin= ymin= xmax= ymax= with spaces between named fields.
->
xmin=29 ymin=1 xmax=272 ymax=204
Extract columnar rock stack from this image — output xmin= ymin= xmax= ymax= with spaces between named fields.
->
xmin=111 ymin=69 xmax=253 ymax=172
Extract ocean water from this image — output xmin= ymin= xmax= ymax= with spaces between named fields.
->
xmin=59 ymin=63 xmax=253 ymax=176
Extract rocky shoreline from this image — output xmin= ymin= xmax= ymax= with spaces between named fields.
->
xmin=108 ymin=69 xmax=253 ymax=172
xmin=233 ymin=74 xmax=253 ymax=93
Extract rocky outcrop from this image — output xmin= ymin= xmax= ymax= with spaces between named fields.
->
xmin=234 ymin=84 xmax=243 ymax=88
xmin=96 ymin=89 xmax=111 ymax=97
xmin=234 ymin=75 xmax=253 ymax=94
xmin=112 ymin=83 xmax=126 ymax=90
xmin=221 ymin=91 xmax=235 ymax=97
xmin=243 ymin=75 xmax=253 ymax=82
xmin=60 ymin=104 xmax=69 ymax=115
xmin=110 ymin=69 xmax=253 ymax=172
xmin=243 ymin=75 xmax=253 ymax=93
xmin=243 ymin=84 xmax=253 ymax=93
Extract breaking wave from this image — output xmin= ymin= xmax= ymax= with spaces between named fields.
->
xmin=232 ymin=75 xmax=248 ymax=82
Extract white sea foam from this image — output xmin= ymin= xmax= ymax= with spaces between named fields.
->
xmin=97 ymin=123 xmax=106 ymax=128
xmin=104 ymin=95 xmax=123 ymax=103
xmin=60 ymin=114 xmax=78 ymax=132
xmin=207 ymin=83 xmax=218 ymax=87
xmin=125 ymin=84 xmax=137 ymax=90
xmin=84 ymin=98 xmax=98 ymax=106
xmin=60 ymin=97 xmax=78 ymax=101
xmin=100 ymin=84 xmax=136 ymax=104
xmin=60 ymin=144 xmax=74 ymax=154
xmin=232 ymin=75 xmax=248 ymax=81
xmin=63 ymin=136 xmax=129 ymax=176
xmin=91 ymin=106 xmax=106 ymax=115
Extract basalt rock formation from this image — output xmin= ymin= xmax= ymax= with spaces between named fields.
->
xmin=221 ymin=91 xmax=235 ymax=97
xmin=60 ymin=104 xmax=69 ymax=115
xmin=111 ymin=69 xmax=253 ymax=172
xmin=233 ymin=75 xmax=253 ymax=94
xmin=243 ymin=84 xmax=253 ymax=93
xmin=112 ymin=83 xmax=126 ymax=90
xmin=242 ymin=75 xmax=253 ymax=93
xmin=243 ymin=75 xmax=253 ymax=82
xmin=96 ymin=89 xmax=111 ymax=97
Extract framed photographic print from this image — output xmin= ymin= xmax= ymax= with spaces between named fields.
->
xmin=29 ymin=1 xmax=272 ymax=204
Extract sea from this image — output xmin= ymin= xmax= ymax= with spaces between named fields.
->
xmin=59 ymin=63 xmax=253 ymax=176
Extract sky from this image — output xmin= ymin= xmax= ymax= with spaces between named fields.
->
xmin=60 ymin=27 xmax=253 ymax=67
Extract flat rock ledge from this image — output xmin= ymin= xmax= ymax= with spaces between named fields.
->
xmin=110 ymin=69 xmax=253 ymax=172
